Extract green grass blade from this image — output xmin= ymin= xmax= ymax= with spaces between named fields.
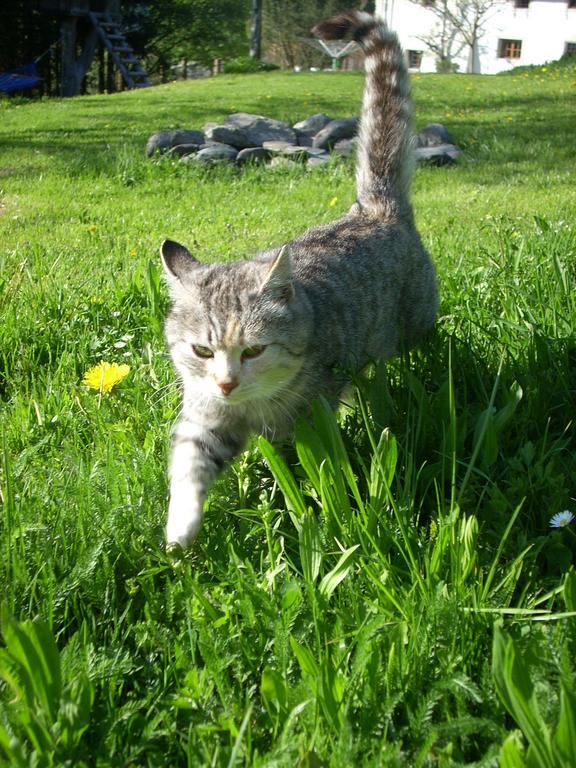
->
xmin=318 ymin=544 xmax=359 ymax=601
xmin=259 ymin=437 xmax=307 ymax=531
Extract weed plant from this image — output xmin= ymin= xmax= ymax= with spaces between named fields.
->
xmin=0 ymin=68 xmax=575 ymax=766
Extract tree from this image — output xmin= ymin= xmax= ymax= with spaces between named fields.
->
xmin=411 ymin=0 xmax=506 ymax=74
xmin=262 ymin=0 xmax=364 ymax=69
xmin=250 ymin=0 xmax=262 ymax=59
xmin=413 ymin=0 xmax=464 ymax=72
xmin=123 ymin=0 xmax=251 ymax=77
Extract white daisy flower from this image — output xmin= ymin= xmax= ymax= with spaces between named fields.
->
xmin=549 ymin=510 xmax=575 ymax=529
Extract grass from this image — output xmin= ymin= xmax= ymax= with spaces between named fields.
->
xmin=1 ymin=64 xmax=576 ymax=766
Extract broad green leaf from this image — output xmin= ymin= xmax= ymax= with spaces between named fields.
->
xmin=493 ymin=381 xmax=523 ymax=433
xmin=554 ymin=679 xmax=576 ymax=765
xmin=259 ymin=437 xmax=306 ymax=530
xmin=261 ymin=667 xmax=288 ymax=725
xmin=26 ymin=620 xmax=62 ymax=721
xmin=294 ymin=418 xmax=325 ymax=490
xmin=0 ymin=617 xmax=42 ymax=711
xmin=499 ymin=730 xmax=526 ymax=768
xmin=318 ymin=460 xmax=350 ymax=532
xmin=312 ymin=399 xmax=364 ymax=512
xmin=0 ymin=722 xmax=15 ymax=759
xmin=369 ymin=428 xmax=397 ymax=503
xmin=492 ymin=625 xmax=554 ymax=768
xmin=317 ymin=658 xmax=345 ymax=732
xmin=60 ymin=673 xmax=94 ymax=749
xmin=299 ymin=512 xmax=323 ymax=585
xmin=2 ymin=615 xmax=62 ymax=722
xmin=281 ymin=581 xmax=302 ymax=615
xmin=290 ymin=637 xmax=319 ymax=680
xmin=318 ymin=545 xmax=359 ymax=601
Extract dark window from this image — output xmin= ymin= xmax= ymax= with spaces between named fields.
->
xmin=566 ymin=42 xmax=576 ymax=55
xmin=514 ymin=0 xmax=530 ymax=7
xmin=498 ymin=39 xmax=522 ymax=58
xmin=407 ymin=50 xmax=423 ymax=69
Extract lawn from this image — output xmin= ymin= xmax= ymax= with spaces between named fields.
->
xmin=0 ymin=64 xmax=575 ymax=766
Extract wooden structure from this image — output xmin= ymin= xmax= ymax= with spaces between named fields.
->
xmin=35 ymin=0 xmax=150 ymax=96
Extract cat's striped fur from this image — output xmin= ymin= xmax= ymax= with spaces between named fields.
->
xmin=161 ymin=11 xmax=438 ymax=547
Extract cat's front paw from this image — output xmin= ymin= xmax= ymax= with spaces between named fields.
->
xmin=166 ymin=495 xmax=203 ymax=548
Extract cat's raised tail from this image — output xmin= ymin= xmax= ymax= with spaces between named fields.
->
xmin=312 ymin=11 xmax=413 ymax=220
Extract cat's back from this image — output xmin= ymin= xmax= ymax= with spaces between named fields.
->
xmin=284 ymin=210 xmax=435 ymax=365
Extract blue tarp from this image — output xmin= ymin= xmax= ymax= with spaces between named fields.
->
xmin=0 ymin=63 xmax=42 ymax=94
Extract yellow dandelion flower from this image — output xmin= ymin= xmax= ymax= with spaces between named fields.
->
xmin=83 ymin=362 xmax=130 ymax=394
xmin=87 ymin=224 xmax=97 ymax=233
xmin=329 ymin=197 xmax=338 ymax=207
xmin=129 ymin=249 xmax=137 ymax=257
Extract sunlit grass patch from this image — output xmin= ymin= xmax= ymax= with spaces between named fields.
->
xmin=0 ymin=68 xmax=575 ymax=765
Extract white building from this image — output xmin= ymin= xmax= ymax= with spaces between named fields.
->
xmin=376 ymin=0 xmax=576 ymax=73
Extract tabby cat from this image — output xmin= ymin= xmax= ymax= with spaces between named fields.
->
xmin=160 ymin=11 xmax=438 ymax=547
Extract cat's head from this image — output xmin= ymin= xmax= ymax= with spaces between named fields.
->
xmin=161 ymin=240 xmax=312 ymax=406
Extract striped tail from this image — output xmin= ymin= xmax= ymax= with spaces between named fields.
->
xmin=313 ymin=11 xmax=414 ymax=219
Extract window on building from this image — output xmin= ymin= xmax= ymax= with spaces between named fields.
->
xmin=498 ymin=39 xmax=523 ymax=58
xmin=514 ymin=0 xmax=530 ymax=8
xmin=566 ymin=42 xmax=576 ymax=55
xmin=406 ymin=50 xmax=423 ymax=69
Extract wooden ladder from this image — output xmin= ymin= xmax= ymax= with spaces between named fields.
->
xmin=88 ymin=10 xmax=150 ymax=89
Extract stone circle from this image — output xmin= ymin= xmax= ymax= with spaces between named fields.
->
xmin=146 ymin=116 xmax=460 ymax=170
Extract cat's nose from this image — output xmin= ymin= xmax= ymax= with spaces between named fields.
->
xmin=217 ymin=379 xmax=239 ymax=396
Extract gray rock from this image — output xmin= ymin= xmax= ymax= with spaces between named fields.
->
xmin=332 ymin=138 xmax=357 ymax=157
xmin=313 ymin=118 xmax=359 ymax=150
xmin=291 ymin=146 xmax=329 ymax=160
xmin=293 ymin=112 xmax=332 ymax=136
xmin=416 ymin=123 xmax=454 ymax=148
xmin=269 ymin=156 xmax=297 ymax=169
xmin=307 ymin=155 xmax=331 ymax=168
xmin=205 ymin=113 xmax=296 ymax=149
xmin=189 ymin=143 xmax=238 ymax=163
xmin=281 ymin=145 xmax=312 ymax=162
xmin=264 ymin=143 xmax=329 ymax=161
xmin=146 ymin=129 xmax=205 ymax=156
xmin=295 ymin=132 xmax=314 ymax=147
xmin=262 ymin=140 xmax=295 ymax=154
xmin=203 ymin=125 xmax=246 ymax=147
xmin=415 ymin=144 xmax=461 ymax=165
xmin=166 ymin=143 xmax=202 ymax=158
xmin=236 ymin=147 xmax=271 ymax=165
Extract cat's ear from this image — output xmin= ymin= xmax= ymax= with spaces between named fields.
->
xmin=160 ymin=240 xmax=199 ymax=283
xmin=260 ymin=246 xmax=294 ymax=301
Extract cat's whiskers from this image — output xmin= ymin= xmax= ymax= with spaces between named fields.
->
xmin=150 ymin=380 xmax=180 ymax=406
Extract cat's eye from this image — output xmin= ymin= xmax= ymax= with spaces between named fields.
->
xmin=241 ymin=345 xmax=266 ymax=360
xmin=192 ymin=345 xmax=214 ymax=359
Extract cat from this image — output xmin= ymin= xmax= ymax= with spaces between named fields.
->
xmin=160 ymin=10 xmax=438 ymax=548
